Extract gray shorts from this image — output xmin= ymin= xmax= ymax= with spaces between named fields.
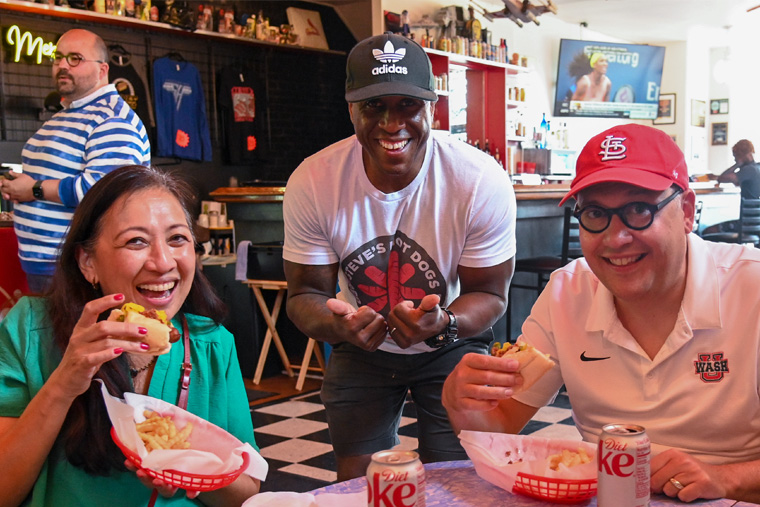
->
xmin=320 ymin=333 xmax=491 ymax=462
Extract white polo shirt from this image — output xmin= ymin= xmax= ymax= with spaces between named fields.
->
xmin=514 ymin=234 xmax=760 ymax=465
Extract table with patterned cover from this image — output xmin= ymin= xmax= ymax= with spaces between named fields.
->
xmin=311 ymin=460 xmax=746 ymax=506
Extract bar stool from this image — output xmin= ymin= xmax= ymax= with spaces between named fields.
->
xmin=244 ymin=279 xmax=326 ymax=391
xmin=506 ymin=207 xmax=581 ymax=339
xmin=702 ymin=197 xmax=760 ymax=246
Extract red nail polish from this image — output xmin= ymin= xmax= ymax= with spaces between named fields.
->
xmin=113 ymin=347 xmax=124 ymax=355
xmin=140 ymin=342 xmax=150 ymax=350
xmin=114 ymin=294 xmax=125 ymax=301
xmin=138 ymin=327 xmax=148 ymax=335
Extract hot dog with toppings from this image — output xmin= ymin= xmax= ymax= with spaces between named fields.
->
xmin=107 ymin=302 xmax=180 ymax=355
xmin=491 ymin=341 xmax=556 ymax=392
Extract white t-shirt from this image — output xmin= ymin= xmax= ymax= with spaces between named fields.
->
xmin=515 ymin=234 xmax=760 ymax=465
xmin=283 ymin=130 xmax=517 ymax=354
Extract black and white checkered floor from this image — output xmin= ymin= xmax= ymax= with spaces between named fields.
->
xmin=253 ymin=389 xmax=579 ymax=493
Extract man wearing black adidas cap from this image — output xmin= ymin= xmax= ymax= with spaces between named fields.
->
xmin=283 ymin=32 xmax=516 ymax=480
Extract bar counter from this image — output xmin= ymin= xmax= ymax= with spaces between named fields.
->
xmin=209 ymin=182 xmax=741 ymax=346
xmin=210 ymin=182 xmax=739 ymax=203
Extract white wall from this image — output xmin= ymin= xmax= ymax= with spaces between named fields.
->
xmin=383 ymin=2 xmax=640 ymax=151
xmin=380 ymin=1 xmax=759 ymax=175
xmin=725 ymin=9 xmax=760 ymax=170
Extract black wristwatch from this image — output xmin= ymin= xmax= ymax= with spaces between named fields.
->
xmin=425 ymin=308 xmax=458 ymax=349
xmin=32 ymin=180 xmax=44 ymax=200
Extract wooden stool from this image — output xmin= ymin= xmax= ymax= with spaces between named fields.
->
xmin=244 ymin=279 xmax=325 ymax=390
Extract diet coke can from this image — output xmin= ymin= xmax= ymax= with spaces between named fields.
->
xmin=597 ymin=423 xmax=651 ymax=507
xmin=366 ymin=450 xmax=426 ymax=507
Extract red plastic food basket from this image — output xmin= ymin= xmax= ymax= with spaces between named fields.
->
xmin=512 ymin=472 xmax=597 ymax=504
xmin=111 ymin=427 xmax=249 ymax=492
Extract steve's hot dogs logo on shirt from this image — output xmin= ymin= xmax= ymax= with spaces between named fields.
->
xmin=341 ymin=232 xmax=445 ymax=316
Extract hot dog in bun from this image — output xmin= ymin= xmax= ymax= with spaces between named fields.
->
xmin=107 ymin=303 xmax=180 ymax=355
xmin=491 ymin=341 xmax=555 ymax=392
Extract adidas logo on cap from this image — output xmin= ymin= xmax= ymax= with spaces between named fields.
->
xmin=345 ymin=32 xmax=437 ymax=102
xmin=371 ymin=41 xmax=408 ymax=76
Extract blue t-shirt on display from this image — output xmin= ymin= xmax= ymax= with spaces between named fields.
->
xmin=152 ymin=56 xmax=212 ymax=161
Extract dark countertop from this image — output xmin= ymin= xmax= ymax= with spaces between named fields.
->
xmin=210 ymin=182 xmax=740 ymax=204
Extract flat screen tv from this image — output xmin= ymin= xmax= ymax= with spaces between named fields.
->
xmin=553 ymin=39 xmax=666 ymax=119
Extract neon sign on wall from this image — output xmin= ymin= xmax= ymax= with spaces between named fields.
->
xmin=4 ymin=25 xmax=57 ymax=64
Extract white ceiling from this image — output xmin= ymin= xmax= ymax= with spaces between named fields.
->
xmin=477 ymin=0 xmax=760 ymax=43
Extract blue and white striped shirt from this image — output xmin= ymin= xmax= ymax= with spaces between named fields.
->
xmin=15 ymin=84 xmax=151 ymax=275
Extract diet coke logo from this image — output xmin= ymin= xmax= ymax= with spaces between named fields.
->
xmin=598 ymin=438 xmax=635 ymax=477
xmin=367 ymin=470 xmax=417 ymax=507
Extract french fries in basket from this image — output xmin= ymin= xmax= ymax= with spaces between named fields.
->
xmin=546 ymin=447 xmax=592 ymax=471
xmin=136 ymin=410 xmax=193 ymax=452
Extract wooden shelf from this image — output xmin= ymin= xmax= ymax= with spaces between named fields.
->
xmin=424 ymin=47 xmax=513 ymax=165
xmin=423 ymin=47 xmax=528 ymax=74
xmin=0 ymin=0 xmax=346 ymax=56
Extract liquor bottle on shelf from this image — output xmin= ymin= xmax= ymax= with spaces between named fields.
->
xmin=196 ymin=4 xmax=207 ymax=30
xmin=539 ymin=113 xmax=548 ymax=149
xmin=464 ymin=6 xmax=481 ymax=43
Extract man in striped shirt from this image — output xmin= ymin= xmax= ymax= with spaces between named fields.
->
xmin=0 ymin=29 xmax=150 ymax=293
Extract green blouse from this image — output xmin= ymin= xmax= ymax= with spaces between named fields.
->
xmin=0 ymin=297 xmax=258 ymax=506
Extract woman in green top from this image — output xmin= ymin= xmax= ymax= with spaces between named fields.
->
xmin=0 ymin=165 xmax=262 ymax=506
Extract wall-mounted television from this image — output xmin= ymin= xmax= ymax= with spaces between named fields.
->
xmin=553 ymin=39 xmax=666 ymax=119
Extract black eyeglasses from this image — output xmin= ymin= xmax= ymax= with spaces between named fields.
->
xmin=573 ymin=188 xmax=683 ymax=233
xmin=51 ymin=52 xmax=104 ymax=67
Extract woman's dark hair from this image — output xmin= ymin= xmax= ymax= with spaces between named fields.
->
xmin=48 ymin=165 xmax=227 ymax=474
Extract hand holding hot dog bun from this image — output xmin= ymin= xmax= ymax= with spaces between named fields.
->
xmin=107 ymin=303 xmax=180 ymax=355
xmin=492 ymin=341 xmax=555 ymax=392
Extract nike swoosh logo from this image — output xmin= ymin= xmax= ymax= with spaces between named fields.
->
xmin=580 ymin=351 xmax=611 ymax=362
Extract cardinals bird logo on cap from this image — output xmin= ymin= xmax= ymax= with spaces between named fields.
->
xmin=373 ymin=41 xmax=406 ymax=64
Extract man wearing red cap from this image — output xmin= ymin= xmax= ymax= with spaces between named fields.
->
xmin=283 ymin=32 xmax=516 ymax=480
xmin=443 ymin=123 xmax=760 ymax=502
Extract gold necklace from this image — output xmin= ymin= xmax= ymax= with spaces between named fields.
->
xmin=129 ymin=356 xmax=157 ymax=377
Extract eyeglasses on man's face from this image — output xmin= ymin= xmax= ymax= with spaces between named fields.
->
xmin=573 ymin=188 xmax=683 ymax=233
xmin=51 ymin=52 xmax=104 ymax=67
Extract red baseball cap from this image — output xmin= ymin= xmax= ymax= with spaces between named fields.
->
xmin=559 ymin=124 xmax=689 ymax=205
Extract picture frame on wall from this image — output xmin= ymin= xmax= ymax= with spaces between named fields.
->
xmin=710 ymin=99 xmax=729 ymax=114
xmin=286 ymin=7 xmax=329 ymax=50
xmin=653 ymin=93 xmax=676 ymax=125
xmin=712 ymin=122 xmax=728 ymax=145
xmin=691 ymin=99 xmax=706 ymax=127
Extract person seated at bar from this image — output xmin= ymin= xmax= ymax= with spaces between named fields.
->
xmin=442 ymin=124 xmax=760 ymax=503
xmin=0 ymin=165 xmax=262 ymax=506
xmin=702 ymin=139 xmax=760 ymax=235
xmin=715 ymin=139 xmax=760 ymax=198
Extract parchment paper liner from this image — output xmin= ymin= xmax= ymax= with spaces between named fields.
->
xmin=100 ymin=381 xmax=268 ymax=480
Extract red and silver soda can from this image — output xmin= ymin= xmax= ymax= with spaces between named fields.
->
xmin=597 ymin=423 xmax=651 ymax=507
xmin=367 ymin=450 xmax=426 ymax=507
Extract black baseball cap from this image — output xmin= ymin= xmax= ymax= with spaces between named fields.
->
xmin=345 ymin=32 xmax=437 ymax=103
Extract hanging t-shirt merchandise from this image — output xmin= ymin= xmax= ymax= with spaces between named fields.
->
xmin=152 ymin=56 xmax=212 ymax=161
xmin=218 ymin=65 xmax=267 ymax=165
xmin=108 ymin=48 xmax=155 ymax=129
